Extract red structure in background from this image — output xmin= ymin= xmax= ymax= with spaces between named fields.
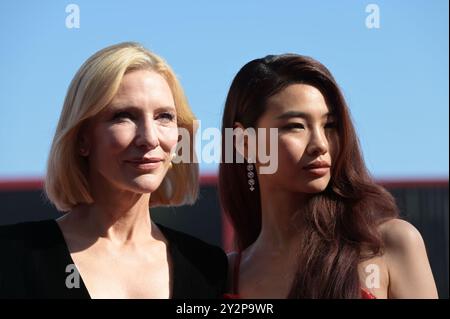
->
xmin=1 ymin=175 xmax=447 ymax=253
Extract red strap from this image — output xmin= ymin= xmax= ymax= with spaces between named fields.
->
xmin=361 ymin=288 xmax=377 ymax=299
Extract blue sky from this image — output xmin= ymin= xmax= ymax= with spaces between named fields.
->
xmin=0 ymin=0 xmax=448 ymax=180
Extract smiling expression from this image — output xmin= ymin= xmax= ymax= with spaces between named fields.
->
xmin=81 ymin=69 xmax=179 ymax=194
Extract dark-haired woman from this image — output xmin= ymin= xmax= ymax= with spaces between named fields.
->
xmin=219 ymin=54 xmax=437 ymax=299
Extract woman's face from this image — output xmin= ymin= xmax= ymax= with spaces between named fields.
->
xmin=256 ymin=83 xmax=338 ymax=194
xmin=82 ymin=69 xmax=178 ymax=194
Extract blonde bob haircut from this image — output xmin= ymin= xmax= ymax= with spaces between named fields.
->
xmin=45 ymin=42 xmax=199 ymax=212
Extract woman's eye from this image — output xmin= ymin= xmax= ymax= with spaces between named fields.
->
xmin=283 ymin=123 xmax=305 ymax=130
xmin=324 ymin=122 xmax=336 ymax=129
xmin=157 ymin=112 xmax=176 ymax=123
xmin=112 ymin=111 xmax=134 ymax=121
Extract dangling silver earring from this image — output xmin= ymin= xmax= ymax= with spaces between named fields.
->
xmin=247 ymin=160 xmax=255 ymax=192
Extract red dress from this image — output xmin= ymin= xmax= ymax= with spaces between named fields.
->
xmin=224 ymin=252 xmax=376 ymax=299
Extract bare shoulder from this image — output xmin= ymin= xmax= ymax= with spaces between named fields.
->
xmin=378 ymin=218 xmax=438 ymax=298
xmin=378 ymin=218 xmax=425 ymax=253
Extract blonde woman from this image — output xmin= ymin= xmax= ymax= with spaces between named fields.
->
xmin=0 ymin=42 xmax=227 ymax=298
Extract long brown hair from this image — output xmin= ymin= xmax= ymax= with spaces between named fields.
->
xmin=218 ymin=54 xmax=399 ymax=298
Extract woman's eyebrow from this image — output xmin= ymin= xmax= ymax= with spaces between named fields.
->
xmin=108 ymin=104 xmax=139 ymax=111
xmin=108 ymin=104 xmax=176 ymax=112
xmin=276 ymin=111 xmax=334 ymax=120
xmin=154 ymin=106 xmax=177 ymax=113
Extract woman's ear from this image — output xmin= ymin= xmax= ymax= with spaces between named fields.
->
xmin=233 ymin=122 xmax=245 ymax=130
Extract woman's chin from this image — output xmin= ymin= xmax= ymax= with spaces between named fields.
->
xmin=126 ymin=175 xmax=165 ymax=194
xmin=302 ymin=179 xmax=330 ymax=193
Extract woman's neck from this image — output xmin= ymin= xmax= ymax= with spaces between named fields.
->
xmin=73 ymin=196 xmax=153 ymax=243
xmin=60 ymin=175 xmax=159 ymax=247
xmin=250 ymin=183 xmax=308 ymax=255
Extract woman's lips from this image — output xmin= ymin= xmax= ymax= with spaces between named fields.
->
xmin=125 ymin=159 xmax=163 ymax=170
xmin=303 ymin=165 xmax=331 ymax=176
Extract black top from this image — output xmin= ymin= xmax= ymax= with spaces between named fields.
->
xmin=0 ymin=219 xmax=227 ymax=299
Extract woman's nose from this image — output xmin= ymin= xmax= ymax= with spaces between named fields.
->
xmin=306 ymin=129 xmax=328 ymax=156
xmin=135 ymin=118 xmax=160 ymax=150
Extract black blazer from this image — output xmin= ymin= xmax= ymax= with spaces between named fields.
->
xmin=0 ymin=219 xmax=227 ymax=298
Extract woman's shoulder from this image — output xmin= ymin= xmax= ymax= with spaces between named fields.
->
xmin=378 ymin=218 xmax=425 ymax=253
xmin=0 ymin=219 xmax=90 ymax=298
xmin=376 ymin=218 xmax=427 ymax=271
xmin=377 ymin=218 xmax=438 ymax=298
xmin=0 ymin=219 xmax=64 ymax=261
xmin=0 ymin=219 xmax=59 ymax=243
